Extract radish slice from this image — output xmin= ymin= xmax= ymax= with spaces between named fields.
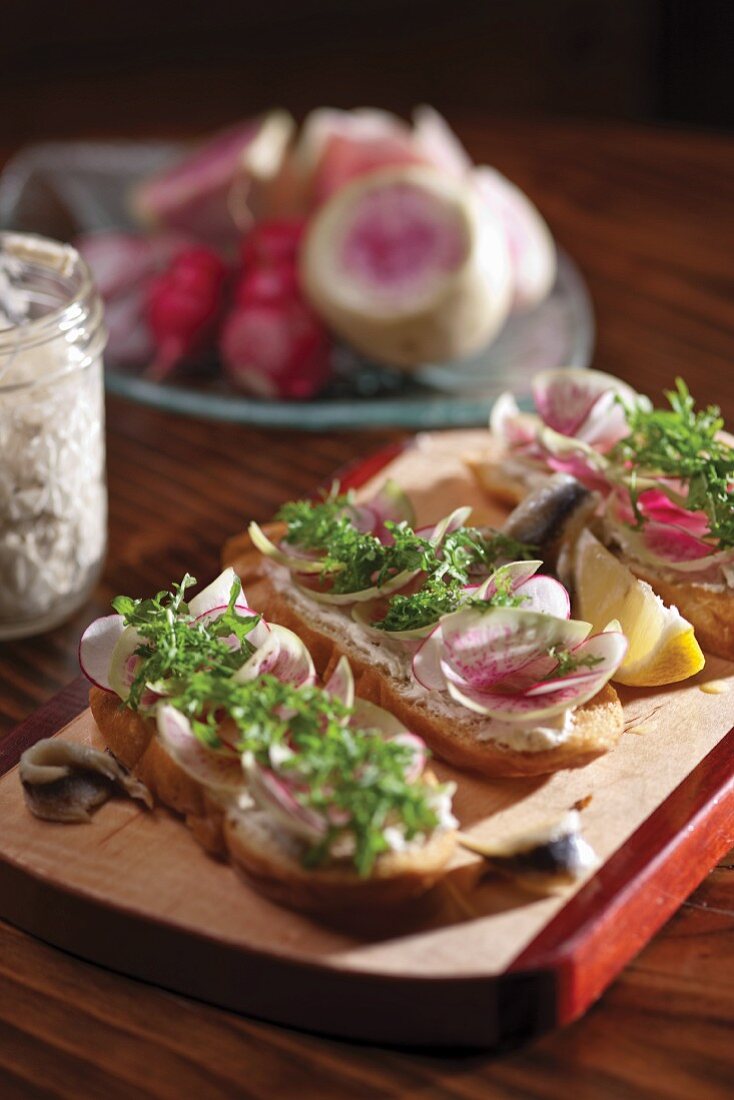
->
xmin=351 ymin=478 xmax=416 ymax=541
xmin=233 ymin=624 xmax=315 ymax=687
xmin=441 ymin=608 xmax=591 ymax=690
xmin=473 ymin=166 xmax=556 ymax=313
xmin=412 ymin=624 xmax=446 ymax=691
xmin=248 ymin=521 xmax=335 ymax=574
xmin=389 ymin=731 xmax=428 ymax=783
xmin=490 ymin=392 xmax=539 ymax=448
xmin=108 ymin=626 xmax=146 ymax=702
xmin=79 ymin=614 xmax=125 ymax=692
xmin=188 ymin=568 xmax=250 ymax=617
xmin=243 ymin=754 xmax=326 ymax=842
xmin=131 ymin=112 xmax=295 ymax=249
xmin=412 ymin=105 xmax=472 ymax=179
xmin=447 ymin=630 xmax=627 ymax=722
xmin=533 ymin=368 xmax=639 ymax=448
xmin=300 ymin=165 xmax=511 ymax=368
xmin=294 ymin=566 xmax=420 ymax=606
xmin=156 ymin=705 xmax=245 ymax=791
xmin=423 ymin=506 xmax=474 ymax=546
xmin=323 ymin=656 xmax=355 ymax=709
xmin=350 ymin=601 xmax=435 ymax=643
xmin=513 ymin=575 xmax=571 ymax=618
xmin=350 ymin=697 xmax=413 ymax=739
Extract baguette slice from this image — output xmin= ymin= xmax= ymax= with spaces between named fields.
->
xmin=88 ymin=686 xmax=456 ymax=913
xmin=236 ymin=563 xmax=624 ymax=778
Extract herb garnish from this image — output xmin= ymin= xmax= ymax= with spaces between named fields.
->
xmin=612 ymin=379 xmax=734 ymax=547
xmin=545 ymin=645 xmax=604 ymax=679
xmin=112 ymin=574 xmax=260 ymax=710
xmin=112 ymin=576 xmax=446 ymax=875
xmin=278 ymin=490 xmax=532 ymax=627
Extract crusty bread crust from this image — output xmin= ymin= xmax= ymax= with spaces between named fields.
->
xmin=88 ymin=687 xmax=456 ymax=911
xmin=241 ymin=569 xmax=624 ymax=778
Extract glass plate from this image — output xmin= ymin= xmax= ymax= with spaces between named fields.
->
xmin=0 ymin=140 xmax=594 ymax=429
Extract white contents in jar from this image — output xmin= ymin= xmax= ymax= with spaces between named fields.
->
xmin=0 ymin=338 xmax=106 ymax=626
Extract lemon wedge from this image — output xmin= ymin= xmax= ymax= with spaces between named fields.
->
xmin=573 ymin=528 xmax=705 ymax=686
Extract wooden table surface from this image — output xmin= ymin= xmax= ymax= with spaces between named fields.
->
xmin=1 ymin=120 xmax=733 ymax=1098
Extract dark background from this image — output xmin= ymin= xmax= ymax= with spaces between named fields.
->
xmin=1 ymin=0 xmax=731 ymax=145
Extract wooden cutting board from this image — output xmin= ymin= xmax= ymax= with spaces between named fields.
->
xmin=1 ymin=432 xmax=734 ymax=1049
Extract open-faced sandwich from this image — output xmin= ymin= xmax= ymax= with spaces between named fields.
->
xmin=230 ymin=480 xmax=628 ymax=777
xmin=468 ymin=368 xmax=733 ymax=660
xmin=78 ymin=569 xmax=458 ymax=913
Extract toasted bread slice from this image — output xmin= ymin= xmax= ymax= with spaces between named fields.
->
xmin=240 ymin=563 xmax=624 ymax=778
xmin=89 ymin=687 xmax=456 ymax=911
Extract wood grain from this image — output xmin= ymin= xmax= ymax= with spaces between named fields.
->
xmin=1 ymin=120 xmax=734 ymax=1093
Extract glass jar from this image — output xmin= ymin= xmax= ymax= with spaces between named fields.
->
xmin=0 ymin=232 xmax=108 ymax=639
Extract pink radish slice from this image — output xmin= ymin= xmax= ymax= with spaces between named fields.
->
xmin=447 ymin=630 xmax=627 ymax=722
xmin=490 ymin=392 xmax=539 ymax=448
xmin=233 ymin=624 xmax=315 ymax=687
xmin=244 ymin=756 xmax=326 ymax=842
xmin=389 ymin=731 xmax=427 ymax=783
xmin=514 ymin=575 xmax=571 ymax=618
xmin=248 ymin=521 xmax=334 ymax=574
xmin=412 ymin=106 xmax=472 ymax=179
xmin=532 ymin=368 xmax=637 ymax=443
xmin=156 ymin=706 xmax=244 ymax=791
xmin=188 ymin=567 xmax=249 ymax=618
xmin=79 ymin=614 xmax=125 ymax=692
xmin=341 ymin=181 xmax=467 ymax=297
xmin=323 ymin=655 xmax=355 ymax=709
xmin=439 ymin=608 xmax=591 ymax=692
xmin=108 ymin=626 xmax=146 ymax=701
xmin=132 ymin=114 xmax=291 ymax=250
xmin=641 ymin=522 xmax=718 ymax=563
xmin=473 ymin=166 xmax=556 ymax=312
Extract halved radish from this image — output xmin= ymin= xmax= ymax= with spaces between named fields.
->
xmin=79 ymin=614 xmax=125 ymax=692
xmin=300 ymin=165 xmax=511 ymax=367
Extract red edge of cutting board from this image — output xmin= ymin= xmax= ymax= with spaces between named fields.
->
xmin=0 ymin=440 xmax=732 ymax=1049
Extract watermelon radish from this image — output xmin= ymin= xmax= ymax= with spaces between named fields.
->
xmin=131 ymin=112 xmax=295 ymax=250
xmin=473 ymin=166 xmax=556 ymax=312
xmin=300 ymin=165 xmax=511 ymax=368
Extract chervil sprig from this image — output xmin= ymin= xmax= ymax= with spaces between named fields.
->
xmin=166 ymin=672 xmax=442 ymax=875
xmin=112 ymin=575 xmax=260 ymax=709
xmin=612 ymin=379 xmax=734 ymax=547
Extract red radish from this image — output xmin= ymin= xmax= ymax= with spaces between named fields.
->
xmin=234 ymin=264 xmax=300 ymax=307
xmin=146 ymin=247 xmax=228 ymax=380
xmin=240 ymin=218 xmax=305 ymax=269
xmin=131 ymin=112 xmax=295 ymax=250
xmin=219 ymin=298 xmax=332 ymax=400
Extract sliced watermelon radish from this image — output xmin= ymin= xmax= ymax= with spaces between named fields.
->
xmin=156 ymin=706 xmax=245 ymax=792
xmin=233 ymin=624 xmax=315 ymax=688
xmin=79 ymin=614 xmax=125 ymax=692
xmin=300 ymin=165 xmax=511 ymax=368
xmin=243 ymin=753 xmax=326 ymax=843
xmin=131 ymin=112 xmax=295 ymax=250
xmin=473 ymin=166 xmax=556 ymax=313
xmin=323 ymin=655 xmax=355 ymax=709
